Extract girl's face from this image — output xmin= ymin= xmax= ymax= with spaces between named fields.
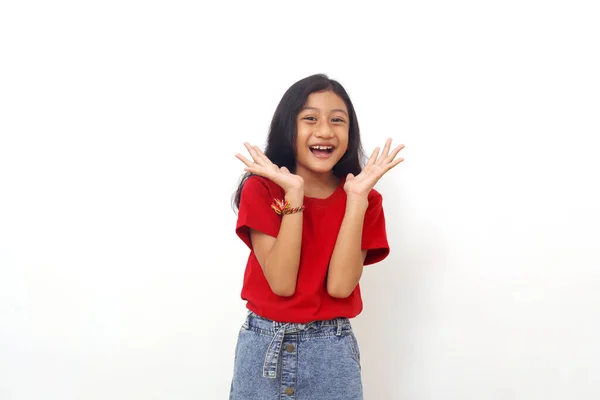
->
xmin=295 ymin=91 xmax=350 ymax=178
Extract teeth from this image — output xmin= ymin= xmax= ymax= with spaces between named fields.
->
xmin=310 ymin=145 xmax=333 ymax=150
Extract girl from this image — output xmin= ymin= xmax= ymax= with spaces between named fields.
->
xmin=230 ymin=74 xmax=404 ymax=400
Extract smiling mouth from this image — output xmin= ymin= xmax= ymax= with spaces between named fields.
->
xmin=309 ymin=145 xmax=335 ymax=157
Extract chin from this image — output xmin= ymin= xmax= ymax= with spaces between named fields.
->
xmin=311 ymin=166 xmax=335 ymax=174
xmin=297 ymin=150 xmax=344 ymax=175
xmin=304 ymin=161 xmax=340 ymax=175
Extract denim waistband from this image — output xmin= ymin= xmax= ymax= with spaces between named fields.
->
xmin=243 ymin=311 xmax=354 ymax=378
xmin=244 ymin=310 xmax=352 ymax=334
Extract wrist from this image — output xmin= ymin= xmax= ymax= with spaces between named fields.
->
xmin=285 ymin=189 xmax=304 ymax=206
xmin=346 ymin=194 xmax=369 ymax=210
xmin=285 ymin=186 xmax=304 ymax=195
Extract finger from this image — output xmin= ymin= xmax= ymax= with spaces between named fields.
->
xmin=244 ymin=167 xmax=268 ymax=177
xmin=243 ymin=143 xmax=262 ymax=164
xmin=243 ymin=163 xmax=270 ymax=176
xmin=253 ymin=145 xmax=273 ymax=165
xmin=347 ymin=172 xmax=355 ymax=180
xmin=236 ymin=153 xmax=255 ymax=168
xmin=244 ymin=142 xmax=256 ymax=161
xmin=385 ymin=144 xmax=405 ymax=163
xmin=280 ymin=166 xmax=290 ymax=174
xmin=378 ymin=138 xmax=393 ymax=163
xmin=366 ymin=147 xmax=380 ymax=166
xmin=384 ymin=157 xmax=405 ymax=171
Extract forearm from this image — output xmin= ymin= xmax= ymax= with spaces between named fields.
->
xmin=263 ymin=191 xmax=303 ymax=296
xmin=327 ymin=196 xmax=369 ymax=298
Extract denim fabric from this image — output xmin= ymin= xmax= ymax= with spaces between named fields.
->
xmin=230 ymin=311 xmax=363 ymax=400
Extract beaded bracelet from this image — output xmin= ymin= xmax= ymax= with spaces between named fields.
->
xmin=271 ymin=198 xmax=305 ymax=215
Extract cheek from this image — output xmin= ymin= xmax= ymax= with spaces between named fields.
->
xmin=338 ymin=144 xmax=349 ymax=157
xmin=296 ymin=124 xmax=309 ymax=140
xmin=339 ymin=131 xmax=350 ymax=151
xmin=296 ymin=129 xmax=313 ymax=150
xmin=295 ymin=135 xmax=307 ymax=150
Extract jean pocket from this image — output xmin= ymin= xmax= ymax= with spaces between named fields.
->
xmin=347 ymin=332 xmax=361 ymax=368
xmin=233 ymin=327 xmax=243 ymax=362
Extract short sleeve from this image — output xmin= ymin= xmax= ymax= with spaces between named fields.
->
xmin=361 ymin=190 xmax=390 ymax=265
xmin=236 ymin=176 xmax=283 ymax=250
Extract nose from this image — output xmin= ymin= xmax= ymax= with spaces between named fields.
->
xmin=314 ymin=122 xmax=334 ymax=139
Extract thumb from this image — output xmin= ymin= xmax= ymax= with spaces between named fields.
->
xmin=280 ymin=166 xmax=290 ymax=174
xmin=346 ymin=173 xmax=355 ymax=181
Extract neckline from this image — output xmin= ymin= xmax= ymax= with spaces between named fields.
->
xmin=302 ymin=178 xmax=345 ymax=206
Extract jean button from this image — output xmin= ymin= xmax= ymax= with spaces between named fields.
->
xmin=285 ymin=387 xmax=294 ymax=395
xmin=286 ymin=344 xmax=295 ymax=352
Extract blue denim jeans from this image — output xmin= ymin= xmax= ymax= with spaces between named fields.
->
xmin=229 ymin=311 xmax=363 ymax=400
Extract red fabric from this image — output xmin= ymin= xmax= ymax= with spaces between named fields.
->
xmin=236 ymin=176 xmax=390 ymax=323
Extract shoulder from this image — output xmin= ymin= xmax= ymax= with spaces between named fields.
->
xmin=367 ymin=188 xmax=384 ymax=206
xmin=362 ymin=188 xmax=385 ymax=219
xmin=242 ymin=175 xmax=283 ymax=197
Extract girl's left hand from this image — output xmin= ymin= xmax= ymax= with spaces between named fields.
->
xmin=344 ymin=138 xmax=405 ymax=199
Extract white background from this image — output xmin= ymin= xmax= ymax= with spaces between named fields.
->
xmin=1 ymin=1 xmax=599 ymax=399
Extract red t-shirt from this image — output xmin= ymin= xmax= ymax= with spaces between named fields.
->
xmin=236 ymin=175 xmax=389 ymax=323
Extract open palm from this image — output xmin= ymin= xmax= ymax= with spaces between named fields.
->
xmin=344 ymin=138 xmax=405 ymax=198
xmin=236 ymin=142 xmax=304 ymax=193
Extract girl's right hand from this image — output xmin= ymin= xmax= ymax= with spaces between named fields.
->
xmin=236 ymin=143 xmax=304 ymax=194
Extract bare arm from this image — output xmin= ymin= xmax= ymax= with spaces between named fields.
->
xmin=250 ymin=190 xmax=303 ymax=296
xmin=327 ymin=195 xmax=369 ymax=298
xmin=236 ymin=143 xmax=305 ymax=297
xmin=327 ymin=138 xmax=405 ymax=298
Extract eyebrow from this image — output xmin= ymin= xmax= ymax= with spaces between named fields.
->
xmin=300 ymin=106 xmax=348 ymax=116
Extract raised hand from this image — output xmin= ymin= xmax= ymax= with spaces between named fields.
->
xmin=236 ymin=143 xmax=304 ymax=194
xmin=344 ymin=138 xmax=404 ymax=199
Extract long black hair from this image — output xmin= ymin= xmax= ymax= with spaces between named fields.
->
xmin=233 ymin=74 xmax=365 ymax=211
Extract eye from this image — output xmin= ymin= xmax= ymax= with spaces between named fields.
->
xmin=332 ymin=117 xmax=345 ymax=123
xmin=303 ymin=116 xmax=317 ymax=121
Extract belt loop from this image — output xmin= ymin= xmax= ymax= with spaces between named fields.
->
xmin=336 ymin=318 xmax=342 ymax=336
xmin=243 ymin=311 xmax=251 ymax=329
